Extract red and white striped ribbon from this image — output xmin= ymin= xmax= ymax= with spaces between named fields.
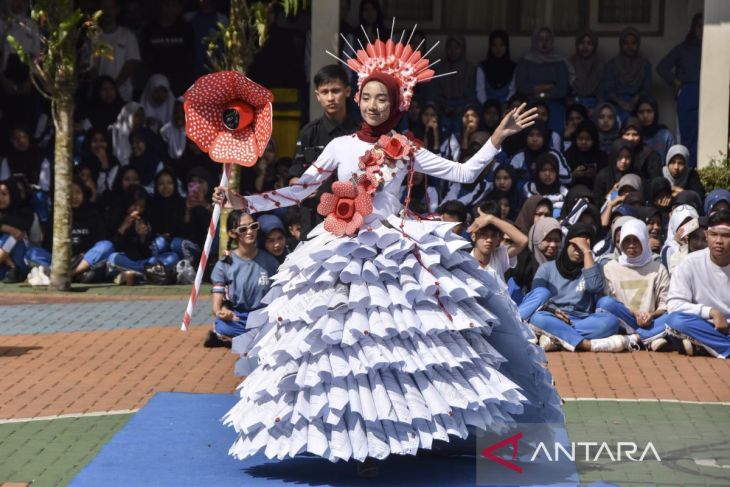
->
xmin=181 ymin=164 xmax=231 ymax=331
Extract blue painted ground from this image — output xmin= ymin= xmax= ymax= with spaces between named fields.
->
xmin=70 ymin=392 xmax=601 ymax=487
xmin=0 ymin=299 xmax=211 ymax=334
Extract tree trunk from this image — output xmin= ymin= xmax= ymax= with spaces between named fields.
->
xmin=50 ymin=96 xmax=74 ymax=291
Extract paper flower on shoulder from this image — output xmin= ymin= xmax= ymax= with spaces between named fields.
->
xmin=317 ymin=180 xmax=373 ymax=237
xmin=183 ymin=71 xmax=273 ymax=166
xmin=378 ymin=133 xmax=414 ymax=162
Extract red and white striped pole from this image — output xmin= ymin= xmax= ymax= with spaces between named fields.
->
xmin=181 ymin=164 xmax=231 ymax=331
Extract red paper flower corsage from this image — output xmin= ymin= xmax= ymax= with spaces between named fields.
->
xmin=378 ymin=133 xmax=414 ymax=163
xmin=317 ymin=180 xmax=373 ymax=237
xmin=183 ymin=71 xmax=273 ymax=166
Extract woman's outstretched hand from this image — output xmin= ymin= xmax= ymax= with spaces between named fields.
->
xmin=490 ymin=103 xmax=539 ymax=149
xmin=212 ymin=186 xmax=248 ymax=210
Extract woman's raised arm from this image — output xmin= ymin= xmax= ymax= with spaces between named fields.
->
xmin=414 ymin=104 xmax=538 ymax=184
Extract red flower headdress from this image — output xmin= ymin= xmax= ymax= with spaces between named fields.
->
xmin=183 ymin=71 xmax=273 ymax=166
xmin=326 ymin=20 xmax=456 ymax=112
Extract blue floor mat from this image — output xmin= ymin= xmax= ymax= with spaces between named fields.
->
xmin=70 ymin=392 xmax=585 ymax=487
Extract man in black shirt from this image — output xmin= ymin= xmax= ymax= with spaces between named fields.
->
xmin=289 ymin=65 xmax=358 ymax=230
xmin=294 ymin=65 xmax=359 ymax=173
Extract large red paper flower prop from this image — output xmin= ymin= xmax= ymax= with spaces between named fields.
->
xmin=183 ymin=71 xmax=273 ymax=166
xmin=317 ymin=180 xmax=373 ymax=237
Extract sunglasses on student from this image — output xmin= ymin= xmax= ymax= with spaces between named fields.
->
xmin=233 ymin=222 xmax=259 ymax=233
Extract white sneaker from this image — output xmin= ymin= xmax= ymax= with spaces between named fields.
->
xmin=590 ymin=335 xmax=630 ymax=353
xmin=682 ymin=338 xmax=695 ymax=356
xmin=539 ymin=334 xmax=560 ymax=352
xmin=649 ymin=338 xmax=668 ymax=352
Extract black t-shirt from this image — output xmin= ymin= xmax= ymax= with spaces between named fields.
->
xmin=140 ymin=20 xmax=195 ymax=95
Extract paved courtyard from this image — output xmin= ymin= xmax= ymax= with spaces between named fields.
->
xmin=0 ymin=283 xmax=728 ymax=486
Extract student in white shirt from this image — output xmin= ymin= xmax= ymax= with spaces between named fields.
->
xmin=665 ymin=210 xmax=730 ymax=358
xmin=467 ymin=200 xmax=528 ymax=288
xmin=90 ymin=0 xmax=141 ymax=101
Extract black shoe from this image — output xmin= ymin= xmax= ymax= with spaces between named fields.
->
xmin=78 ymin=269 xmax=98 ymax=284
xmin=2 ymin=267 xmax=25 ymax=283
xmin=203 ymin=330 xmax=232 ymax=348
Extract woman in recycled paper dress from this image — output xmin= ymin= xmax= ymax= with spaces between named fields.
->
xmin=212 ymin=33 xmax=564 ymax=468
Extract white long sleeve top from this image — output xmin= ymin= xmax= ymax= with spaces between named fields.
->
xmin=666 ymin=248 xmax=730 ymax=321
xmin=244 ymin=134 xmax=500 ymax=221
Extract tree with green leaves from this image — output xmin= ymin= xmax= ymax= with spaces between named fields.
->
xmin=8 ymin=1 xmax=107 ymax=290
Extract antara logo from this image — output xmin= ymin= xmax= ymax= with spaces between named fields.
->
xmin=480 ymin=432 xmax=661 ymax=473
xmin=480 ymin=432 xmax=523 ymax=473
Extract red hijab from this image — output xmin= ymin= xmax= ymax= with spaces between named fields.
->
xmin=356 ymin=72 xmax=403 ymax=143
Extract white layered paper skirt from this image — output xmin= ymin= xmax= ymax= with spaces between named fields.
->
xmin=224 ymin=215 xmax=564 ymax=462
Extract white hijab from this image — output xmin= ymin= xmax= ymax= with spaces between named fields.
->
xmin=618 ymin=218 xmax=653 ymax=267
xmin=160 ymin=97 xmax=186 ymax=159
xmin=662 ymin=204 xmax=700 ymax=264
xmin=141 ymin=74 xmax=175 ymax=129
xmin=110 ymin=101 xmax=141 ymax=165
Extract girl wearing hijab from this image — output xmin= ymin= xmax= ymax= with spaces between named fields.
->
xmin=509 ymin=216 xmax=562 ymax=303
xmin=514 ymin=27 xmax=572 ymax=132
xmin=25 ymin=178 xmax=113 ymax=283
xmin=593 ymin=139 xmax=635 ymax=208
xmin=440 ymin=104 xmax=484 ymax=162
xmin=0 ymin=179 xmax=33 ymax=282
xmin=216 ymin=68 xmax=564 ymax=468
xmin=533 ymin=100 xmax=565 ymax=152
xmin=256 ymin=213 xmax=289 ymax=265
xmin=0 ymin=125 xmax=51 ymax=192
xmin=411 ymin=101 xmax=444 ymax=154
xmin=597 ymin=219 xmax=671 ymax=350
xmin=79 ymin=128 xmax=120 ymax=197
xmin=657 ymin=13 xmax=703 ymax=166
xmin=110 ymin=101 xmax=145 ymax=165
xmin=509 ymin=120 xmax=571 ymax=186
xmin=478 ymin=163 xmax=523 ymax=220
xmin=140 ymin=73 xmax=175 ymax=132
xmin=523 ymin=153 xmax=568 ymax=216
xmin=481 ymin=99 xmax=502 ymax=134
xmin=570 ymin=31 xmax=603 ymax=109
xmin=521 ymin=223 xmax=636 ymax=352
xmin=635 ymin=96 xmax=676 ymax=161
xmin=663 ymin=144 xmax=704 ymax=198
xmin=562 ymin=103 xmax=589 ymax=149
xmin=594 ymin=102 xmax=621 ymax=154
xmin=595 ymin=214 xmax=636 ymax=265
xmin=647 ymin=176 xmax=673 ymax=219
xmin=667 ymin=216 xmax=708 ymax=274
xmin=433 ymin=35 xmax=477 ymax=135
xmin=559 ymin=184 xmax=595 ymax=221
xmin=620 ymin=116 xmax=663 ymax=182
xmin=357 ymin=0 xmax=385 ymax=44
xmin=661 ymin=203 xmax=699 ymax=270
xmin=78 ymin=76 xmax=125 ymax=133
xmin=107 ymin=184 xmax=180 ymax=284
xmin=160 ymin=97 xmax=186 ymax=161
xmin=601 ymin=27 xmax=652 ymax=120
xmin=128 ymin=127 xmax=164 ymax=191
xmin=476 ymin=30 xmax=516 ymax=105
xmin=636 ymin=205 xmax=665 ymax=255
xmin=514 ymin=195 xmax=553 ymax=234
xmin=564 ymin=120 xmax=606 ymax=187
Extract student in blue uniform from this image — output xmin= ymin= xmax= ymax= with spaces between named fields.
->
xmin=204 ymin=210 xmax=280 ymax=348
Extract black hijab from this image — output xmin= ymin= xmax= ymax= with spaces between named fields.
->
xmin=560 ymin=184 xmax=594 ymax=220
xmin=149 ymin=168 xmax=185 ymax=236
xmin=533 ymin=153 xmax=562 ymax=195
xmin=128 ymin=127 xmax=161 ymax=186
xmin=481 ymin=30 xmax=516 ymax=89
xmin=84 ymin=76 xmax=125 ymax=132
xmin=556 ymin=222 xmax=595 ymax=280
